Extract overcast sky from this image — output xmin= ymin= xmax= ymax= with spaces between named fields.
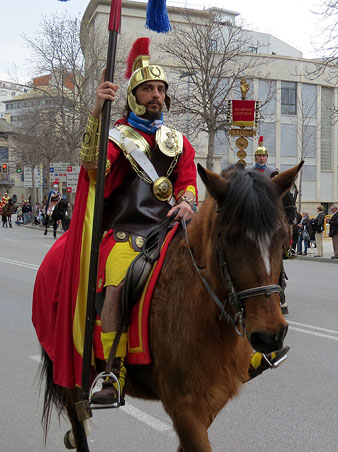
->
xmin=0 ymin=0 xmax=325 ymax=83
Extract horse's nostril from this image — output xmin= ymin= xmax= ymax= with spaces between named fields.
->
xmin=250 ymin=325 xmax=288 ymax=353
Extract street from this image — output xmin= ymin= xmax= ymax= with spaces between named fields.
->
xmin=1 ymin=225 xmax=338 ymax=452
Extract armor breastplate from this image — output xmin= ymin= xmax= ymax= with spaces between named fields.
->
xmin=105 ymin=142 xmax=179 ymax=238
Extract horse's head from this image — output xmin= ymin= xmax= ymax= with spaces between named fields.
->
xmin=197 ymin=161 xmax=303 ymax=353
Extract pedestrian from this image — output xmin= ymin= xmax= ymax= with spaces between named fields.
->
xmin=312 ymin=205 xmax=325 ymax=257
xmin=292 ymin=211 xmax=302 ymax=251
xmin=328 ymin=205 xmax=338 ymax=259
xmin=297 ymin=211 xmax=311 ymax=255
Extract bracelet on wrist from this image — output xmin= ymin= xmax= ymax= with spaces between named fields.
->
xmin=179 ymin=195 xmax=195 ymax=210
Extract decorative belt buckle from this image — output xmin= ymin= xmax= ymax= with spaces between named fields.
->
xmin=153 ymin=177 xmax=173 ymax=202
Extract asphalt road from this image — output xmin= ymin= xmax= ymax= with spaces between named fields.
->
xmin=1 ymin=225 xmax=338 ymax=452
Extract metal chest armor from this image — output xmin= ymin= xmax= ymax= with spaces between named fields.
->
xmin=105 ymin=124 xmax=183 ymax=239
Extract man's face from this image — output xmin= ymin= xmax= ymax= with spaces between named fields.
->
xmin=135 ymin=81 xmax=166 ymax=120
xmin=255 ymin=154 xmax=268 ymax=166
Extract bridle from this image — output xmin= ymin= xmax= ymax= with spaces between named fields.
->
xmin=283 ymin=185 xmax=298 ymax=225
xmin=182 ymin=218 xmax=282 ymax=337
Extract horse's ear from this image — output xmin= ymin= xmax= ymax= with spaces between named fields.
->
xmin=197 ymin=164 xmax=228 ymax=204
xmin=271 ymin=160 xmax=304 ymax=197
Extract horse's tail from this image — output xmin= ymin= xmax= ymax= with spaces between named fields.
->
xmin=39 ymin=348 xmax=66 ymax=441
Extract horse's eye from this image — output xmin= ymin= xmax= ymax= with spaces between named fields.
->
xmin=221 ymin=236 xmax=237 ymax=248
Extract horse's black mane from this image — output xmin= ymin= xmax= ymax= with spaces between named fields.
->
xmin=219 ymin=165 xmax=284 ymax=240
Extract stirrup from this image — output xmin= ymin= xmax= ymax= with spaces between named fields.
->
xmin=262 ymin=346 xmax=289 ymax=369
xmin=248 ymin=346 xmax=290 ymax=380
xmin=89 ymin=372 xmax=123 ymax=409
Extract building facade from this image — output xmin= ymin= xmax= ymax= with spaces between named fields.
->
xmin=0 ymin=80 xmax=29 ymax=119
xmin=80 ymin=0 xmax=338 ymax=212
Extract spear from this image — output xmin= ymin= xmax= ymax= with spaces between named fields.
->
xmin=80 ymin=0 xmax=122 ymax=405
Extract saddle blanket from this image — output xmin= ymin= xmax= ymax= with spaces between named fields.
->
xmin=93 ymin=222 xmax=179 ymax=365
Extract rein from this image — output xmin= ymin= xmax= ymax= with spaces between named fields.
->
xmin=181 ymin=218 xmax=282 ymax=336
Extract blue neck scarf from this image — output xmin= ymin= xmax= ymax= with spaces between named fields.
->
xmin=127 ymin=111 xmax=163 ymax=134
xmin=255 ymin=162 xmax=266 ymax=170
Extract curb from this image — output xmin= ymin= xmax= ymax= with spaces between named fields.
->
xmin=294 ymin=255 xmax=338 ymax=264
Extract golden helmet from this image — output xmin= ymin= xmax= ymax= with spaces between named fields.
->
xmin=255 ymin=136 xmax=268 ymax=155
xmin=126 ymin=38 xmax=170 ymax=116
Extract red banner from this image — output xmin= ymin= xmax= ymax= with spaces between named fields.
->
xmin=232 ymin=100 xmax=256 ymax=127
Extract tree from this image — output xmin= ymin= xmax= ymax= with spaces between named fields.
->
xmin=160 ymin=11 xmax=267 ymax=169
xmin=12 ymin=13 xmax=129 ymax=200
xmin=285 ymin=88 xmax=319 ymax=211
xmin=302 ymin=1 xmax=338 ymax=120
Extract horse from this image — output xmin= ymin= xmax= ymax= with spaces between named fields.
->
xmin=2 ymin=198 xmax=15 ymax=228
xmin=38 ymin=162 xmax=302 ymax=452
xmin=44 ymin=198 xmax=68 ymax=238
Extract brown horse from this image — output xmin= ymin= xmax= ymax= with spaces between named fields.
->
xmin=2 ymin=198 xmax=15 ymax=228
xmin=39 ymin=162 xmax=302 ymax=452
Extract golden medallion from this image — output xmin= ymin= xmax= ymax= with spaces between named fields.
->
xmin=116 ymin=231 xmax=127 ymax=240
xmin=237 ymin=159 xmax=247 ymax=166
xmin=236 ymin=137 xmax=249 ymax=149
xmin=153 ymin=177 xmax=173 ymax=202
xmin=237 ymin=149 xmax=247 ymax=159
xmin=135 ymin=236 xmax=144 ymax=249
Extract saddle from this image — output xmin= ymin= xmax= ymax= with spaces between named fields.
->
xmin=121 ymin=211 xmax=178 ymax=325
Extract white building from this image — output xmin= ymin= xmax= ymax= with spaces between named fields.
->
xmin=0 ymin=80 xmax=29 ymax=119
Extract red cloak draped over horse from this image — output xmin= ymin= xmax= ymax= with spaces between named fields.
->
xmin=32 ymin=122 xmax=197 ymax=389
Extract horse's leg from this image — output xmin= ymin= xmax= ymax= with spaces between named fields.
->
xmin=9 ymin=215 xmax=12 ymax=228
xmin=44 ymin=217 xmax=48 ymax=235
xmin=63 ymin=389 xmax=90 ymax=452
xmin=170 ymin=403 xmax=213 ymax=452
xmin=53 ymin=220 xmax=57 ymax=238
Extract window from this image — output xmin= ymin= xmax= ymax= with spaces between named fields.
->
xmin=281 ymin=81 xmax=297 ymax=115
xmin=0 ymin=147 xmax=9 ymax=160
xmin=248 ymin=46 xmax=258 ymax=54
xmin=210 ymin=39 xmax=218 ymax=52
xmin=321 ymin=87 xmax=333 ymax=171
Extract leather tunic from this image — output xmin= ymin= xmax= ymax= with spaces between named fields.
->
xmin=105 ymin=144 xmax=178 ymax=238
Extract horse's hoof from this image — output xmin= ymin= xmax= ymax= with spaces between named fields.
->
xmin=64 ymin=430 xmax=76 ymax=449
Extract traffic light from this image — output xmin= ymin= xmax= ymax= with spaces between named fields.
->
xmin=2 ymin=163 xmax=8 ymax=173
xmin=16 ymin=163 xmax=21 ymax=173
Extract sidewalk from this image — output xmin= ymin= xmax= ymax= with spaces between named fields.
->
xmin=295 ymin=238 xmax=338 ymax=263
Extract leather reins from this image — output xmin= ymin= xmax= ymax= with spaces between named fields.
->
xmin=181 ymin=218 xmax=282 ymax=337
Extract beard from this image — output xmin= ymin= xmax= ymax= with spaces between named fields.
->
xmin=142 ymin=110 xmax=162 ymax=121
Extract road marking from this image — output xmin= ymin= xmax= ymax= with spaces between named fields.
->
xmin=121 ymin=403 xmax=175 ymax=437
xmin=0 ymin=257 xmax=39 ymax=269
xmin=1 ymin=238 xmax=22 ymax=242
xmin=288 ymin=320 xmax=338 ymax=335
xmin=289 ymin=326 xmax=338 ymax=341
xmin=289 ymin=321 xmax=338 ymax=341
xmin=30 ymin=355 xmax=42 ymax=363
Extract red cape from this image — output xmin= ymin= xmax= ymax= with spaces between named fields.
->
xmin=32 ymin=122 xmax=197 ymax=388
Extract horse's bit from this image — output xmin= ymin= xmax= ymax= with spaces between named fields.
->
xmin=181 ymin=219 xmax=282 ymax=337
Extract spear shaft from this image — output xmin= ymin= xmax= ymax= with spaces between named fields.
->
xmin=80 ymin=2 xmax=120 ymax=402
